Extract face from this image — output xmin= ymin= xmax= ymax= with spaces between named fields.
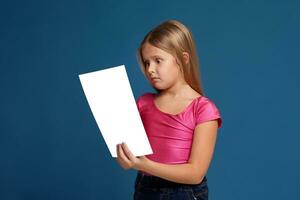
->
xmin=141 ymin=42 xmax=186 ymax=90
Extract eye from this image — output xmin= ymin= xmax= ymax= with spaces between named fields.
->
xmin=155 ymin=58 xmax=162 ymax=64
xmin=144 ymin=61 xmax=150 ymax=67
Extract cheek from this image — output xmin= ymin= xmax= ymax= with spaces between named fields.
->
xmin=162 ymin=59 xmax=177 ymax=72
xmin=165 ymin=62 xmax=181 ymax=76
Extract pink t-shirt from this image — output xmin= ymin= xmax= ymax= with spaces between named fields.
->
xmin=136 ymin=92 xmax=222 ymax=167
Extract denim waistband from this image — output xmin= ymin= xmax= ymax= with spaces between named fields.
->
xmin=135 ymin=171 xmax=207 ymax=189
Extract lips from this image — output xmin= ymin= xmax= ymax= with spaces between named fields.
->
xmin=151 ymin=77 xmax=160 ymax=82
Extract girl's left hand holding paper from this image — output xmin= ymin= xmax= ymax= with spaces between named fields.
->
xmin=116 ymin=142 xmax=149 ymax=171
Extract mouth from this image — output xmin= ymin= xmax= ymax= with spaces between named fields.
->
xmin=150 ymin=77 xmax=160 ymax=82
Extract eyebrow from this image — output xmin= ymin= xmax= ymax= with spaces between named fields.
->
xmin=143 ymin=55 xmax=162 ymax=61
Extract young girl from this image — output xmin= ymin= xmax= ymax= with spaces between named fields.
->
xmin=116 ymin=19 xmax=222 ymax=200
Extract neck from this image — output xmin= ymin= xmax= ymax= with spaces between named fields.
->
xmin=160 ymin=82 xmax=191 ymax=98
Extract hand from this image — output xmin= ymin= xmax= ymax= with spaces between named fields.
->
xmin=116 ymin=142 xmax=149 ymax=171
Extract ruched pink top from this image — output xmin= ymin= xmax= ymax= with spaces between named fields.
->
xmin=136 ymin=92 xmax=222 ymax=167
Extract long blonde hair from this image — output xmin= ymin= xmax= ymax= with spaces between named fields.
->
xmin=136 ymin=19 xmax=205 ymax=95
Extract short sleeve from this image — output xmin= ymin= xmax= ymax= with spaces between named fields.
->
xmin=135 ymin=95 xmax=142 ymax=112
xmin=135 ymin=97 xmax=140 ymax=109
xmin=195 ymin=99 xmax=222 ymax=128
xmin=135 ymin=93 xmax=151 ymax=113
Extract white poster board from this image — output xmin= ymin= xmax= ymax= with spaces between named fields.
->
xmin=78 ymin=65 xmax=153 ymax=157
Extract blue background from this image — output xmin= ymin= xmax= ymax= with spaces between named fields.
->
xmin=1 ymin=0 xmax=299 ymax=199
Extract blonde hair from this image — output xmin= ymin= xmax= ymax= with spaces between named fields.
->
xmin=136 ymin=19 xmax=205 ymax=95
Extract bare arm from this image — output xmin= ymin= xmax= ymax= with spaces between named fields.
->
xmin=116 ymin=120 xmax=219 ymax=184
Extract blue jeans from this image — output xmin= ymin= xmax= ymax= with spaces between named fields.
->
xmin=133 ymin=172 xmax=208 ymax=200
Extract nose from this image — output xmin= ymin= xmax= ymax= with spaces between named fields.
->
xmin=147 ymin=63 xmax=156 ymax=76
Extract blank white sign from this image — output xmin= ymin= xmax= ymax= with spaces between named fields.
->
xmin=79 ymin=65 xmax=153 ymax=157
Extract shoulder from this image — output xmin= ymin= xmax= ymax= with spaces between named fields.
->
xmin=136 ymin=92 xmax=153 ymax=102
xmin=194 ymin=96 xmax=222 ymax=128
xmin=195 ymin=96 xmax=220 ymax=114
xmin=136 ymin=92 xmax=154 ymax=110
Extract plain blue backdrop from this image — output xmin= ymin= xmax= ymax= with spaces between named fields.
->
xmin=1 ymin=0 xmax=299 ymax=199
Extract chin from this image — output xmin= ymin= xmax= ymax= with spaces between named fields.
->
xmin=153 ymin=86 xmax=169 ymax=91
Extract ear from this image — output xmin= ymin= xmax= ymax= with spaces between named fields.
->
xmin=182 ymin=52 xmax=190 ymax=65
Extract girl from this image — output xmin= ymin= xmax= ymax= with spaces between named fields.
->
xmin=116 ymin=19 xmax=222 ymax=200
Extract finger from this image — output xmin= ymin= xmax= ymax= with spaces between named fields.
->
xmin=116 ymin=144 xmax=124 ymax=164
xmin=122 ymin=142 xmax=135 ymax=161
xmin=118 ymin=143 xmax=131 ymax=163
xmin=116 ymin=144 xmax=131 ymax=169
xmin=116 ymin=144 xmax=122 ymax=158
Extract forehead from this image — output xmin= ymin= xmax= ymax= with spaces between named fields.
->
xmin=141 ymin=43 xmax=172 ymax=59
